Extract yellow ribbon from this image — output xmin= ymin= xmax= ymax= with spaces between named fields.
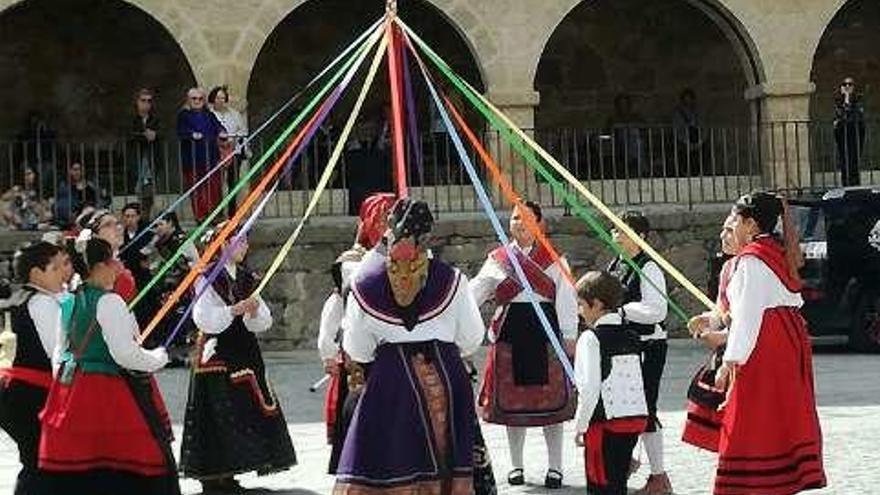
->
xmin=251 ymin=32 xmax=390 ymax=298
xmin=398 ymin=19 xmax=715 ymax=312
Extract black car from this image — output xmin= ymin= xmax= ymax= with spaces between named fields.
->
xmin=708 ymin=186 xmax=880 ymax=352
xmin=788 ymin=187 xmax=880 ymax=352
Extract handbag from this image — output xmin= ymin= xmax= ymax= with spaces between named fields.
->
xmin=686 ymin=346 xmax=727 ymax=410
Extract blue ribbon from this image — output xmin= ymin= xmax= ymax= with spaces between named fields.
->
xmin=408 ymin=34 xmax=576 ymax=384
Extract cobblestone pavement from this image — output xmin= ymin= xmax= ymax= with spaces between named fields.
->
xmin=2 ymin=341 xmax=878 ymax=494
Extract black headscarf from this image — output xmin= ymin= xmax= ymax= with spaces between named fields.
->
xmin=387 ymin=198 xmax=434 ymax=247
xmin=734 ymin=192 xmax=782 ymax=234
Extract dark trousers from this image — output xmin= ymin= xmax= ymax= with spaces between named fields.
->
xmin=835 ymin=124 xmax=864 ymax=186
xmin=588 ymin=432 xmax=639 ymax=495
xmin=641 ymin=339 xmax=668 ymax=432
xmin=0 ymin=381 xmax=48 ymax=495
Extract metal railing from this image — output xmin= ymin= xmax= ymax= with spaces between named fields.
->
xmin=0 ymin=120 xmax=876 ymax=227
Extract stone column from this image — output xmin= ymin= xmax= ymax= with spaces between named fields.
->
xmin=486 ymin=89 xmax=540 ymax=207
xmin=745 ymin=81 xmax=815 ymax=190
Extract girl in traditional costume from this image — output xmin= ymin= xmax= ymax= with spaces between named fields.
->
xmin=0 ymin=242 xmax=65 ymax=495
xmin=470 ymin=201 xmax=577 ymax=489
xmin=333 ymin=199 xmax=485 ymax=495
xmin=38 ymin=238 xmax=179 ymax=495
xmin=709 ymin=192 xmax=826 ymax=495
xmin=180 ymin=226 xmax=296 ymax=494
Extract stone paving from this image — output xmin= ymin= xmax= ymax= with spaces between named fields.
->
xmin=2 ymin=341 xmax=878 ymax=494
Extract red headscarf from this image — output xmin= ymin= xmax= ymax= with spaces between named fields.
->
xmin=357 ymin=193 xmax=396 ymax=249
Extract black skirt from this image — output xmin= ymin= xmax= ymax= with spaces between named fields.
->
xmin=180 ymin=366 xmax=297 ymax=479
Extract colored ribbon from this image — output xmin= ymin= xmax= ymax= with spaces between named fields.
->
xmin=386 ymin=20 xmax=408 ymax=197
xmin=137 ymin=28 xmax=384 ymax=343
xmin=129 ymin=23 xmax=381 ymax=312
xmin=410 ymin=31 xmax=575 ymax=383
xmin=250 ymin=33 xmax=390 ymax=298
xmin=120 ymin=17 xmax=384 ymax=257
xmin=400 ymin=19 xmax=702 ymax=319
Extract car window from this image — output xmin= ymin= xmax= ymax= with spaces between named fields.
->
xmin=789 ymin=205 xmax=826 ymax=242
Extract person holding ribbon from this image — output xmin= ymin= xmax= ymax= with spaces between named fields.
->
xmin=0 ymin=241 xmax=65 ymax=495
xmin=607 ymin=211 xmax=671 ymax=495
xmin=470 ymin=201 xmax=578 ymax=489
xmin=333 ymin=198 xmax=485 ymax=495
xmin=708 ymin=192 xmax=825 ymax=495
xmin=318 ymin=192 xmax=395 ymax=474
xmin=180 ymin=223 xmax=296 ymax=494
xmin=38 ymin=237 xmax=178 ymax=495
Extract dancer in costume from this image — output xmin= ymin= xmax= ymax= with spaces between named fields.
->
xmin=180 ymin=225 xmax=296 ymax=494
xmin=318 ymin=192 xmax=395 ymax=473
xmin=683 ymin=213 xmax=739 ymax=452
xmin=333 ymin=199 xmax=485 ymax=495
xmin=471 ymin=201 xmax=577 ymax=489
xmin=574 ymin=271 xmax=648 ymax=495
xmin=710 ymin=192 xmax=825 ymax=495
xmin=39 ymin=238 xmax=179 ymax=495
xmin=0 ymin=242 xmax=65 ymax=495
xmin=607 ymin=211 xmax=671 ymax=495
xmin=76 ymin=209 xmax=138 ymax=302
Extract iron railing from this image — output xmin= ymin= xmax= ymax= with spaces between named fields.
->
xmin=0 ymin=120 xmax=876 ymax=227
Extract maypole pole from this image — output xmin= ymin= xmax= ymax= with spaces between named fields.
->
xmin=385 ymin=0 xmax=409 ymax=197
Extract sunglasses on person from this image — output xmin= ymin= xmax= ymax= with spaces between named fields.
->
xmin=190 ymin=96 xmax=204 ymax=101
xmin=842 ymin=81 xmax=855 ymax=87
xmin=139 ymin=97 xmax=153 ymax=103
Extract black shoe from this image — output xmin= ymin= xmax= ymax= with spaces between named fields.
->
xmin=508 ymin=468 xmax=525 ymax=486
xmin=545 ymin=469 xmax=563 ymax=489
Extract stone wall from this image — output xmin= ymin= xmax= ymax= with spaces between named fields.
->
xmin=244 ymin=205 xmax=729 ymax=351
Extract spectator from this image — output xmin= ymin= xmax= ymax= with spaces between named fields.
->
xmin=53 ymin=162 xmax=108 ymax=228
xmin=1 ymin=166 xmax=52 ymax=230
xmin=604 ymin=93 xmax=645 ymax=178
xmin=673 ymin=88 xmax=707 ymax=175
xmin=14 ymin=113 xmax=58 ymax=190
xmin=209 ymin=85 xmax=249 ymax=217
xmin=129 ymin=88 xmax=160 ymax=217
xmin=833 ymin=77 xmax=866 ymax=186
xmin=120 ymin=202 xmax=153 ymax=282
xmin=177 ymin=87 xmax=227 ymax=219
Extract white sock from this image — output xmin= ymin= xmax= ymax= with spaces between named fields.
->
xmin=642 ymin=429 xmax=665 ymax=475
xmin=543 ymin=423 xmax=564 ymax=473
xmin=506 ymin=426 xmax=526 ymax=469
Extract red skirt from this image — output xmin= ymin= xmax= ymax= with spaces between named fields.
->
xmin=39 ymin=371 xmax=171 ymax=476
xmin=478 ymin=342 xmax=575 ymax=427
xmin=714 ymin=308 xmax=826 ymax=495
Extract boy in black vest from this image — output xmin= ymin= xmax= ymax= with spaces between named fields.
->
xmin=608 ymin=211 xmax=671 ymax=494
xmin=0 ymin=241 xmax=65 ymax=495
xmin=574 ymin=271 xmax=648 ymax=495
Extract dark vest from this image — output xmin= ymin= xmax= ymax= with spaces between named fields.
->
xmin=209 ymin=264 xmax=265 ymax=377
xmin=10 ymin=288 xmax=52 ymax=372
xmin=608 ymin=252 xmax=660 ymax=336
xmin=590 ymin=322 xmax=643 ymax=423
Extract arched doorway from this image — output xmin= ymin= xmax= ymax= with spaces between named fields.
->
xmin=248 ymin=0 xmax=485 ymax=211
xmin=810 ymin=0 xmax=880 ymax=180
xmin=0 ymin=0 xmax=197 ymax=222
xmin=534 ymin=0 xmax=760 ymax=180
xmin=0 ymin=0 xmax=196 ymax=140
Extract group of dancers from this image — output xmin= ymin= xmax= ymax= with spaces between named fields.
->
xmin=0 ymin=188 xmax=826 ymax=495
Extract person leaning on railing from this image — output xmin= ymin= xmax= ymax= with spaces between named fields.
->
xmin=833 ymin=77 xmax=866 ymax=187
xmin=176 ymin=87 xmax=227 ymax=219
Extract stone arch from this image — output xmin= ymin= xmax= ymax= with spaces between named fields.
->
xmin=241 ymin=0 xmax=495 ymax=103
xmin=809 ymin=0 xmax=880 ymax=121
xmin=246 ymin=0 xmax=486 ymax=130
xmin=530 ymin=0 xmax=764 ymax=93
xmin=0 ymin=0 xmax=199 ymax=139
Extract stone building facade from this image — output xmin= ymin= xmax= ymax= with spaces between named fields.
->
xmin=0 ymin=0 xmax=876 ymax=139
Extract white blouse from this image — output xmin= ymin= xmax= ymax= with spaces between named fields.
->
xmin=469 ymin=243 xmax=579 ymax=339
xmin=26 ymin=285 xmax=62 ymax=359
xmin=192 ymin=265 xmax=273 ymax=335
xmin=621 ymin=260 xmax=669 ymax=341
xmin=317 ymin=259 xmax=364 ymax=360
xmin=54 ymin=292 xmax=167 ymax=373
xmin=342 ymin=270 xmax=485 ymax=363
xmin=211 ymin=107 xmax=247 ymax=138
xmin=723 ymin=256 xmax=803 ymax=365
